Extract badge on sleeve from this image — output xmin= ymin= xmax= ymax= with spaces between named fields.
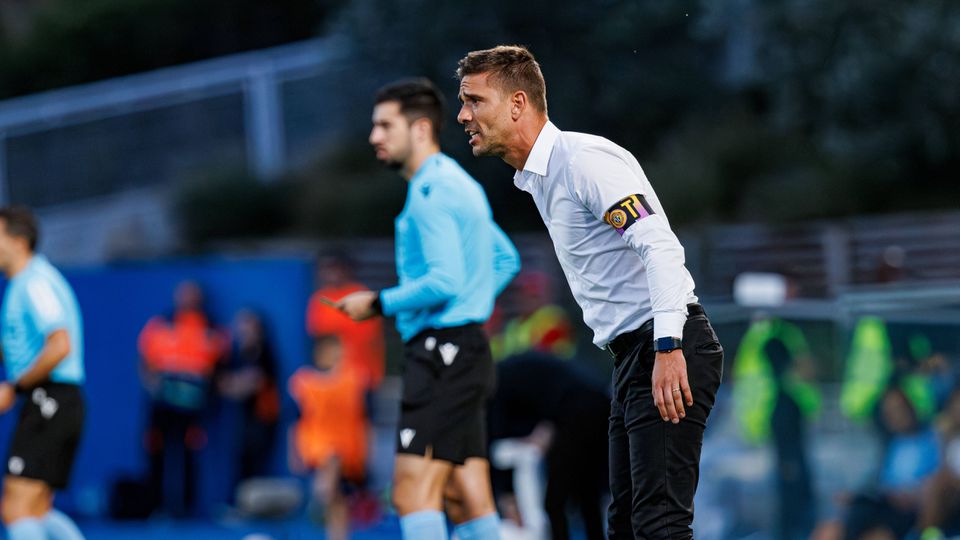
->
xmin=603 ymin=194 xmax=655 ymax=235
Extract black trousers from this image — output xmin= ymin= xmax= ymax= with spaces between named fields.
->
xmin=606 ymin=305 xmax=724 ymax=539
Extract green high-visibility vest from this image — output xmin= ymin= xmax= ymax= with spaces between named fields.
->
xmin=732 ymin=318 xmax=821 ymax=444
xmin=840 ymin=317 xmax=893 ymax=421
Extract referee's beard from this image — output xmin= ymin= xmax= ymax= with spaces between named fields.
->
xmin=384 ymin=159 xmax=404 ymax=171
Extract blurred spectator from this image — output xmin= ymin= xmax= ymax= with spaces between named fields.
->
xmin=138 ymin=280 xmax=228 ymax=517
xmin=766 ymin=339 xmax=817 ymax=540
xmin=817 ymin=387 xmax=941 ymax=540
xmin=491 ymin=271 xmax=575 ymax=360
xmin=917 ymin=387 xmax=960 ymax=538
xmin=217 ymin=309 xmax=281 ymax=496
xmin=306 ymin=252 xmax=385 ymax=389
xmin=488 ymin=353 xmax=609 ymax=540
xmin=842 ymin=317 xmax=939 ymax=426
xmin=288 ymin=335 xmax=370 ymax=540
xmin=733 ymin=317 xmax=820 ymax=539
xmin=733 ymin=316 xmax=820 ymax=444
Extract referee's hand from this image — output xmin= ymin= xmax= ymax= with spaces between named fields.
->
xmin=337 ymin=291 xmax=379 ymax=321
xmin=652 ymin=350 xmax=693 ymax=423
xmin=0 ymin=383 xmax=15 ymax=414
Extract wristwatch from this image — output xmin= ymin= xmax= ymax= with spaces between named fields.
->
xmin=654 ymin=337 xmax=683 ymax=353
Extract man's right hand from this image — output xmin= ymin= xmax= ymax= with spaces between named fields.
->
xmin=0 ymin=382 xmax=17 ymax=414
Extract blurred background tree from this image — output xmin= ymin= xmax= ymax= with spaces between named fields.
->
xmin=2 ymin=0 xmax=957 ymax=240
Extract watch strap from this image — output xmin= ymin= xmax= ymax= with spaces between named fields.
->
xmin=654 ymin=337 xmax=683 ymax=353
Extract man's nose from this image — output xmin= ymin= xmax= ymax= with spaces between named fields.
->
xmin=457 ymin=104 xmax=471 ymax=124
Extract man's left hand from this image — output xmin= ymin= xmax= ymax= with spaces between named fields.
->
xmin=651 ymin=349 xmax=693 ymax=423
xmin=0 ymin=382 xmax=17 ymax=414
xmin=338 ymin=291 xmax=379 ymax=321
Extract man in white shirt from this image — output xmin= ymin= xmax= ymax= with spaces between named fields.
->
xmin=454 ymin=45 xmax=724 ymax=539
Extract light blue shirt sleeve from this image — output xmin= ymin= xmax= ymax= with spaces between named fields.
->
xmin=380 ymin=189 xmax=466 ymax=316
xmin=490 ymin=223 xmax=521 ymax=295
xmin=23 ymin=277 xmax=69 ymax=336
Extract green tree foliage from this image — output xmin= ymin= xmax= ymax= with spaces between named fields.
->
xmin=331 ymin=0 xmax=960 ymax=226
xmin=6 ymin=0 xmax=960 ymax=235
xmin=0 ymin=0 xmax=343 ymax=98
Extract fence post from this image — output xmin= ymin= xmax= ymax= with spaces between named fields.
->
xmin=822 ymin=225 xmax=851 ymax=296
xmin=244 ymin=66 xmax=286 ymax=181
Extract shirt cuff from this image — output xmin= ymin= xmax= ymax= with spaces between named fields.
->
xmin=379 ymin=287 xmax=399 ymax=317
xmin=653 ymin=311 xmax=687 ymax=340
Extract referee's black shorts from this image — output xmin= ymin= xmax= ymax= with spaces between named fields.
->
xmin=6 ymin=382 xmax=85 ymax=489
xmin=397 ymin=323 xmax=495 ymax=465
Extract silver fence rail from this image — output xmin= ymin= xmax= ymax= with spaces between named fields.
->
xmin=0 ymin=37 xmax=353 ymax=208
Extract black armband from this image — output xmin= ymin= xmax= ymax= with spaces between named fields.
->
xmin=604 ymin=194 xmax=655 ymax=236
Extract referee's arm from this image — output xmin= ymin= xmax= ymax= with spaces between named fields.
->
xmin=490 ymin=222 xmax=521 ymax=295
xmin=379 ymin=196 xmax=465 ymax=316
xmin=12 ymin=328 xmax=71 ymax=390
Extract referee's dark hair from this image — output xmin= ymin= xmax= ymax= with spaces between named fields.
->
xmin=375 ymin=78 xmax=446 ymax=143
xmin=457 ymin=45 xmax=548 ymax=114
xmin=0 ymin=205 xmax=39 ymax=252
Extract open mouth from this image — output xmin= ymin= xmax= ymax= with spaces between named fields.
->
xmin=465 ymin=129 xmax=480 ymax=146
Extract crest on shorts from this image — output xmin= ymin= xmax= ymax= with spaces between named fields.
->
xmin=439 ymin=343 xmax=459 ymax=366
xmin=400 ymin=429 xmax=416 ymax=449
xmin=603 ymin=194 xmax=655 ymax=236
xmin=8 ymin=456 xmax=24 ymax=476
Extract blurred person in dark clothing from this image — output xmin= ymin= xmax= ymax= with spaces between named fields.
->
xmin=138 ymin=280 xmax=228 ymax=517
xmin=765 ymin=339 xmax=816 ymax=540
xmin=488 ymin=352 xmax=609 ymax=540
xmin=217 ymin=309 xmax=280 ymax=491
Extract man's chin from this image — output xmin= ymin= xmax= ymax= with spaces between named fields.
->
xmin=472 ymin=145 xmax=499 ymax=158
xmin=470 ymin=144 xmax=490 ymax=157
xmin=378 ymin=158 xmax=403 ymax=171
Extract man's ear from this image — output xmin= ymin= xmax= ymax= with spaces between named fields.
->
xmin=511 ymin=91 xmax=528 ymax=120
xmin=412 ymin=117 xmax=434 ymax=142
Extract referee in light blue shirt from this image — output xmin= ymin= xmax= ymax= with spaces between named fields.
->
xmin=339 ymin=78 xmax=520 ymax=540
xmin=0 ymin=206 xmax=86 ymax=540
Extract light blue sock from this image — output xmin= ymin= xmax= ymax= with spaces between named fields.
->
xmin=400 ymin=510 xmax=448 ymax=540
xmin=454 ymin=513 xmax=500 ymax=540
xmin=7 ymin=517 xmax=46 ymax=540
xmin=43 ymin=509 xmax=84 ymax=540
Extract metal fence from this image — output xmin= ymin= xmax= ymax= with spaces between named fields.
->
xmin=0 ymin=37 xmax=355 ymax=208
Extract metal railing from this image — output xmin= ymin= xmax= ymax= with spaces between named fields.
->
xmin=0 ymin=37 xmax=351 ymax=207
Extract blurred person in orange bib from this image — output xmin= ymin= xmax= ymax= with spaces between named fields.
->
xmin=288 ymin=335 xmax=368 ymax=540
xmin=137 ymin=280 xmax=228 ymax=517
xmin=306 ymin=252 xmax=385 ymax=390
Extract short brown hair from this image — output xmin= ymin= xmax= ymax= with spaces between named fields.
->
xmin=0 ymin=205 xmax=38 ymax=252
xmin=456 ymin=45 xmax=548 ymax=114
xmin=375 ymin=78 xmax=446 ymax=143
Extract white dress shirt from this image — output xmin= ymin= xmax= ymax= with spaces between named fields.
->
xmin=513 ymin=121 xmax=698 ymax=348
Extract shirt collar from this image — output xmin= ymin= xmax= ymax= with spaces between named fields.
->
xmin=513 ymin=121 xmax=559 ymax=189
xmin=410 ymin=152 xmax=443 ymax=185
xmin=522 ymin=121 xmax=559 ymax=176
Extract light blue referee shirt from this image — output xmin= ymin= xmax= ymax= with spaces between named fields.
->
xmin=1 ymin=255 xmax=85 ymax=384
xmin=381 ymin=152 xmax=521 ymax=342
